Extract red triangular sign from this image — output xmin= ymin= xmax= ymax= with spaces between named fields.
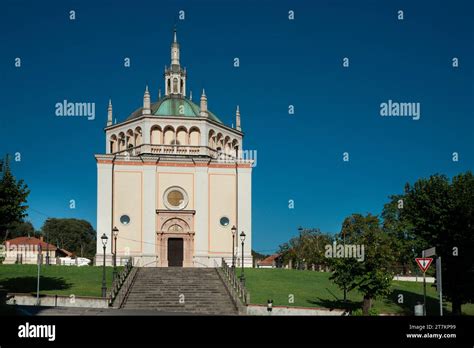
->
xmin=416 ymin=258 xmax=433 ymax=273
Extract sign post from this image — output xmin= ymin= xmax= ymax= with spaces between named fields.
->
xmin=436 ymin=257 xmax=443 ymax=316
xmin=422 ymin=251 xmax=426 ymax=316
xmin=36 ymin=244 xmax=42 ymax=306
xmin=416 ymin=251 xmax=434 ymax=316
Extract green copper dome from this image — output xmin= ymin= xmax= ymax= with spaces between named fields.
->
xmin=126 ymin=96 xmax=222 ymax=123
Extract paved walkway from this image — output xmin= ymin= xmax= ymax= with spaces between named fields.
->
xmin=15 ymin=305 xmax=194 ymax=316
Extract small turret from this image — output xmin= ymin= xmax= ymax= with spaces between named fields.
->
xmin=143 ymin=85 xmax=151 ymax=115
xmin=236 ymin=105 xmax=241 ymax=131
xmin=107 ymin=99 xmax=113 ymax=126
xmin=200 ymin=89 xmax=208 ymax=117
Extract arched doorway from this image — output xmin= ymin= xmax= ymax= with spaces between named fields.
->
xmin=156 ymin=213 xmax=195 ymax=267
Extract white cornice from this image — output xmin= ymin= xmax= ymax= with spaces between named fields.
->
xmin=104 ymin=115 xmax=243 ymax=137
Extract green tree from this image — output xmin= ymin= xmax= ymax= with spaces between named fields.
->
xmin=402 ymin=172 xmax=474 ymax=315
xmin=278 ymin=228 xmax=332 ymax=270
xmin=0 ymin=155 xmax=30 ymax=240
xmin=299 ymin=229 xmax=332 ymax=270
xmin=330 ymin=214 xmax=394 ymax=315
xmin=381 ymin=194 xmax=420 ymax=275
xmin=251 ymin=250 xmax=268 ymax=260
xmin=41 ymin=218 xmax=96 ymax=259
xmin=6 ymin=221 xmax=36 ymax=239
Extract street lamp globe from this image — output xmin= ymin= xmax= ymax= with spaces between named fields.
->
xmin=101 ymin=233 xmax=108 ymax=247
xmin=240 ymin=231 xmax=246 ymax=242
xmin=113 ymin=226 xmax=119 ymax=238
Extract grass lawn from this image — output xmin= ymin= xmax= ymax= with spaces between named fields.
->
xmin=239 ymin=268 xmax=474 ymax=315
xmin=0 ymin=264 xmax=117 ymax=298
xmin=1 ymin=265 xmax=472 ymax=316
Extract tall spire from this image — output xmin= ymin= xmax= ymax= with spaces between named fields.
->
xmin=171 ymin=27 xmax=180 ymax=66
xmin=165 ymin=27 xmax=186 ymax=97
xmin=236 ymin=105 xmax=241 ymax=131
xmin=143 ymin=85 xmax=151 ymax=114
xmin=107 ymin=99 xmax=113 ymax=126
xmin=200 ymin=89 xmax=208 ymax=117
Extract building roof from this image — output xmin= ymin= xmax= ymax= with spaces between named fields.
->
xmin=257 ymin=253 xmax=281 ymax=266
xmin=58 ymin=248 xmax=74 ymax=257
xmin=5 ymin=236 xmax=61 ymax=252
xmin=126 ymin=96 xmax=222 ymax=123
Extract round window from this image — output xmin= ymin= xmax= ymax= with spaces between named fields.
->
xmin=167 ymin=190 xmax=184 ymax=207
xmin=163 ymin=186 xmax=188 ymax=210
xmin=120 ymin=215 xmax=130 ymax=225
xmin=220 ymin=216 xmax=230 ymax=227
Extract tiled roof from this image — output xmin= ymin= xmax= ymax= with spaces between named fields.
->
xmin=5 ymin=236 xmax=58 ymax=251
xmin=257 ymin=253 xmax=281 ymax=266
xmin=126 ymin=96 xmax=222 ymax=123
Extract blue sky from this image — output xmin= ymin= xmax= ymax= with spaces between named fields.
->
xmin=1 ymin=0 xmax=473 ymax=254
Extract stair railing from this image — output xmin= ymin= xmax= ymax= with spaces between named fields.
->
xmin=215 ymin=258 xmax=250 ymax=312
xmin=108 ymin=257 xmax=137 ymax=307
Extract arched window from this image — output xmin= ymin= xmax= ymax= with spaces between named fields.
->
xmin=118 ymin=132 xmax=125 ymax=151
xmin=189 ymin=127 xmax=200 ymax=146
xmin=224 ymin=136 xmax=231 ymax=154
xmin=208 ymin=130 xmax=216 ymax=148
xmin=232 ymin=139 xmax=239 ymax=158
xmin=134 ymin=127 xmax=142 ymax=146
xmin=173 ymin=78 xmax=178 ymax=93
xmin=126 ymin=129 xmax=134 ymax=148
xmin=150 ymin=126 xmax=162 ymax=145
xmin=110 ymin=135 xmax=117 ymax=153
xmin=216 ymin=133 xmax=223 ymax=150
xmin=176 ymin=126 xmax=188 ymax=145
xmin=163 ymin=126 xmax=175 ymax=144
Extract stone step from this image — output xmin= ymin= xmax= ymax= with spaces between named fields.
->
xmin=121 ymin=267 xmax=237 ymax=315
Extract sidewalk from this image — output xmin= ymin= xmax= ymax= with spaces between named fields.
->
xmin=14 ymin=305 xmax=195 ymax=316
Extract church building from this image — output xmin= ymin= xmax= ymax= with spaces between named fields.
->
xmin=95 ymin=30 xmax=252 ymax=268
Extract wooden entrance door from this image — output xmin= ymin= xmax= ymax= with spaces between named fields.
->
xmin=168 ymin=238 xmax=184 ymax=267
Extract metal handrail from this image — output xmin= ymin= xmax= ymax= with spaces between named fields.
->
xmin=216 ymin=258 xmax=250 ymax=307
xmin=107 ymin=257 xmax=133 ymax=306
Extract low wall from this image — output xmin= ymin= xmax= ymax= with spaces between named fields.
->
xmin=6 ymin=293 xmax=109 ymax=309
xmin=393 ymin=275 xmax=435 ymax=283
xmin=247 ymin=304 xmax=345 ymax=316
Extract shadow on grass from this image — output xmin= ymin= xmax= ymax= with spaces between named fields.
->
xmin=0 ymin=276 xmax=72 ymax=315
xmin=308 ymin=297 xmax=361 ymax=311
xmin=0 ymin=290 xmax=17 ymax=315
xmin=0 ymin=276 xmax=75 ymax=316
xmin=0 ymin=276 xmax=72 ymax=295
xmin=307 ymin=288 xmax=361 ymax=311
xmin=385 ymin=289 xmax=446 ymax=315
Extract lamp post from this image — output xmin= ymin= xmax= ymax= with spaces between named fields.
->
xmin=240 ymin=231 xmax=246 ymax=286
xmin=112 ymin=226 xmax=119 ymax=281
xmin=231 ymin=225 xmax=236 ymax=269
xmin=298 ymin=226 xmax=303 ymax=270
xmin=342 ymin=228 xmax=347 ymax=302
xmin=101 ymin=233 xmax=108 ymax=298
xmin=45 ymin=231 xmax=50 ymax=266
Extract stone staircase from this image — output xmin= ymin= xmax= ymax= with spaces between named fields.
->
xmin=121 ymin=267 xmax=238 ymax=315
